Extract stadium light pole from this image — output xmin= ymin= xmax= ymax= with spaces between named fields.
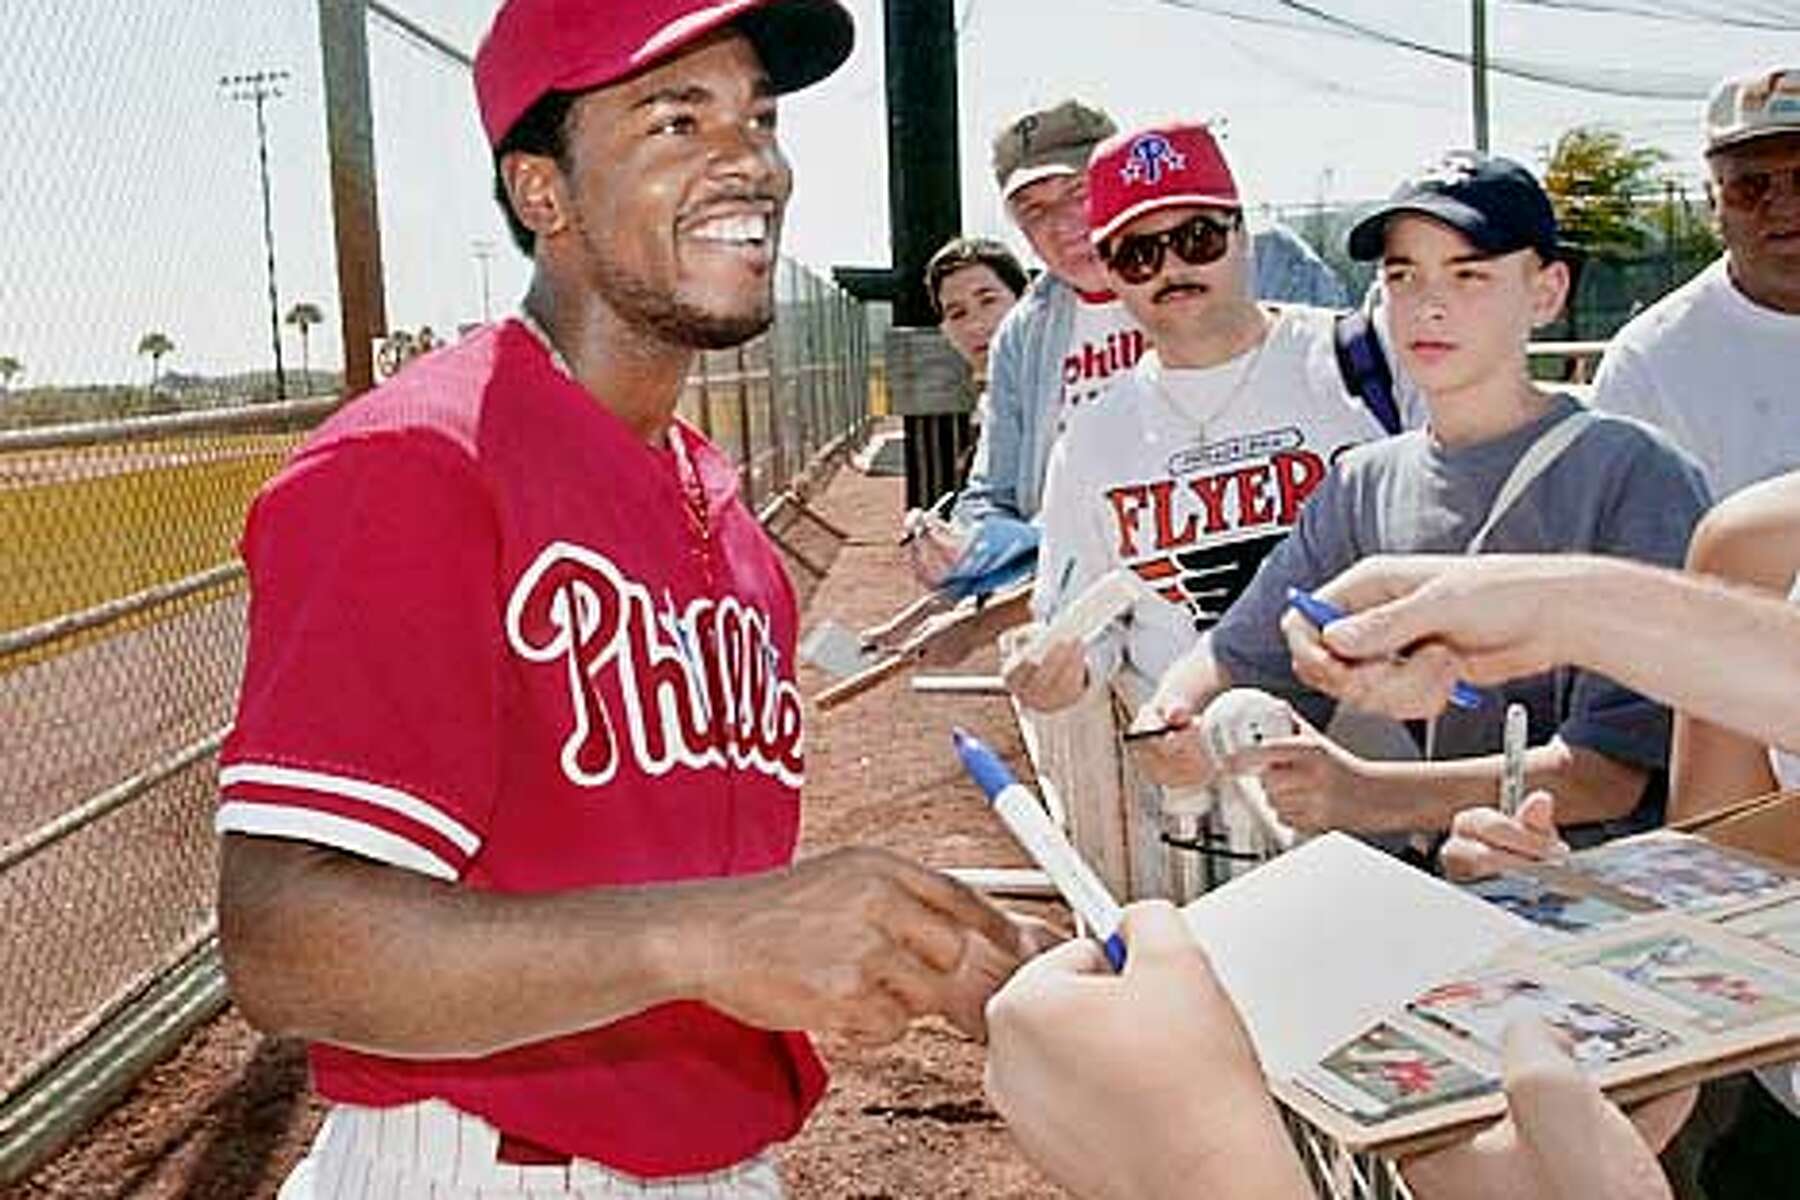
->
xmin=222 ymin=70 xmax=290 ymax=401
xmin=1471 ymin=0 xmax=1490 ymax=152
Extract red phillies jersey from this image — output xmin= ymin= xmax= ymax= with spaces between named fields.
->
xmin=217 ymin=320 xmax=823 ymax=1177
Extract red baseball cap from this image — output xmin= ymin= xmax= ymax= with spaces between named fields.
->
xmin=475 ymin=0 xmax=855 ymax=148
xmin=1085 ymin=122 xmax=1240 ymax=246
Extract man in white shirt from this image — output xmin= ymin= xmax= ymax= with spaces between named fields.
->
xmin=1592 ymin=66 xmax=1800 ymax=497
xmin=1004 ymin=120 xmax=1389 ymax=708
xmin=952 ymin=101 xmax=1353 ymax=528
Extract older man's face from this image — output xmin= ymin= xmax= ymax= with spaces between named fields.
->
xmin=1710 ymin=131 xmax=1800 ymax=309
xmin=1007 ymin=173 xmax=1106 ymax=289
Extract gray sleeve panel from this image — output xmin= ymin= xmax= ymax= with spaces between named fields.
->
xmin=1544 ymin=419 xmax=1712 ymax=769
xmin=1209 ymin=460 xmax=1363 ymax=700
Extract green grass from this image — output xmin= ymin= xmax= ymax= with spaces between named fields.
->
xmin=1 ymin=434 xmax=301 ymax=637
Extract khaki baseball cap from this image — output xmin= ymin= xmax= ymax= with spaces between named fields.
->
xmin=992 ymin=99 xmax=1116 ymax=201
xmin=1705 ymin=66 xmax=1800 ymax=155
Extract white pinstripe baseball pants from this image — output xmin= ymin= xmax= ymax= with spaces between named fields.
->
xmin=276 ymin=1099 xmax=786 ymax=1199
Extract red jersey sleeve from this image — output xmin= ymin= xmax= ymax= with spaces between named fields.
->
xmin=217 ymin=431 xmax=500 ymax=880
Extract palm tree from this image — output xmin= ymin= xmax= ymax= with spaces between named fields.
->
xmin=285 ymin=301 xmax=323 ymax=392
xmin=0 ymin=355 xmax=21 ymax=393
xmin=137 ymin=331 xmax=174 ymax=389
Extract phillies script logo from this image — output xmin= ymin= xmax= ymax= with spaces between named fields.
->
xmin=505 ymin=542 xmax=803 ymax=790
xmin=1104 ymin=436 xmax=1329 ymax=626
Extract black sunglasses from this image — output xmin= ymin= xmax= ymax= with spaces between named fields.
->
xmin=1103 ymin=211 xmax=1242 ymax=285
xmin=1717 ymin=165 xmax=1800 ymax=211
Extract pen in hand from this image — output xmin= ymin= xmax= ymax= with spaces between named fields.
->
xmin=953 ymin=727 xmax=1127 ymax=971
xmin=1285 ymin=587 xmax=1483 ymax=711
xmin=1500 ymin=702 xmax=1528 ymax=816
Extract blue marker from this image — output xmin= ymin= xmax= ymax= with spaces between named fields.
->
xmin=1286 ymin=587 xmax=1482 ymax=711
xmin=952 ymin=728 xmax=1128 ymax=972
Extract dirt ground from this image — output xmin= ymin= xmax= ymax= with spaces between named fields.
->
xmin=10 ymin=455 xmax=1067 ymax=1199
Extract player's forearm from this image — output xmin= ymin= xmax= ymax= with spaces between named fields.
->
xmin=219 ymin=834 xmax=735 ymax=1058
xmin=1355 ymin=741 xmax=1647 ymax=832
xmin=1554 ymin=561 xmax=1800 ymax=753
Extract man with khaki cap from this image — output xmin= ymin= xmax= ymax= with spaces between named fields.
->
xmin=954 ymin=99 xmax=1349 ymax=527
xmin=1593 ymin=66 xmax=1800 ymax=499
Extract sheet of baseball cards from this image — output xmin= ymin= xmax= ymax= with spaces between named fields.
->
xmin=1221 ymin=821 xmax=1800 ymax=1155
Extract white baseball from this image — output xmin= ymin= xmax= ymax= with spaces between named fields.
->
xmin=1198 ymin=688 xmax=1299 ymax=852
xmin=1198 ymin=687 xmax=1296 ymax=763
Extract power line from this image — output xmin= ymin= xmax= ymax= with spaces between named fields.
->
xmin=367 ymin=2 xmax=472 ymax=68
xmin=1151 ymin=0 xmax=1721 ymax=100
xmin=1501 ymin=0 xmax=1800 ymax=31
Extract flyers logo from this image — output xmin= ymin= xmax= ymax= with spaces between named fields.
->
xmin=1133 ymin=533 xmax=1288 ymax=628
xmin=1103 ymin=445 xmax=1331 ymax=625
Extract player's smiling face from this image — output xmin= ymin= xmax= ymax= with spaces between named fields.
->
xmin=555 ymin=31 xmax=791 ymax=349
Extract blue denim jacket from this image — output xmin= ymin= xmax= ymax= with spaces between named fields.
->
xmin=953 ymin=221 xmax=1349 ymax=524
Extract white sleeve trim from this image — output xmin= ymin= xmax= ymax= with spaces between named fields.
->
xmin=215 ymin=802 xmax=459 ymax=882
xmin=219 ymin=762 xmax=481 ymax=856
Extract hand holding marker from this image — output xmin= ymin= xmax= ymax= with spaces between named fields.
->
xmin=952 ymin=729 xmax=1127 ymax=971
xmin=1285 ymin=587 xmax=1483 ymax=711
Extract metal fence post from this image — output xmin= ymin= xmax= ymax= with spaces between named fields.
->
xmin=318 ymin=0 xmax=388 ymax=399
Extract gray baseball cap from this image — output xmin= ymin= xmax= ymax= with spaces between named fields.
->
xmin=992 ymin=99 xmax=1116 ymax=201
xmin=1706 ymin=66 xmax=1800 ymax=154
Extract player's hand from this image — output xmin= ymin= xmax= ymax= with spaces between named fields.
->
xmin=1401 ymin=1017 xmax=1692 ymax=1200
xmin=1225 ymin=714 xmax=1387 ymax=834
xmin=1001 ymin=635 xmax=1088 ymax=713
xmin=938 ymin=914 xmax=1066 ymax=1041
xmin=1283 ymin=555 xmax=1580 ymax=720
xmin=1439 ymin=792 xmax=1570 ymax=882
xmin=693 ymin=847 xmax=1025 ymax=1045
xmin=985 ymin=902 xmax=1311 ymax=1200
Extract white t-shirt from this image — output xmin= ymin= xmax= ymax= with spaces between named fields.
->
xmin=1058 ymin=295 xmax=1144 ymax=431
xmin=1592 ymin=257 xmax=1800 ymax=499
xmin=1033 ymin=304 xmax=1390 ymax=698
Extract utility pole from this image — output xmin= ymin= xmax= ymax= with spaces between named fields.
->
xmin=1471 ymin=0 xmax=1490 ymax=152
xmin=472 ymin=240 xmax=496 ymax=323
xmin=883 ymin=0 xmax=964 ymax=509
xmin=222 ymin=69 xmax=289 ymax=400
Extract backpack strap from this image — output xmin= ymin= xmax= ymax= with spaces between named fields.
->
xmin=1465 ymin=409 xmax=1600 ymax=555
xmin=1333 ymin=309 xmax=1402 ymax=436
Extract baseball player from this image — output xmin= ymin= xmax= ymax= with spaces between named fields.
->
xmin=215 ymin=3 xmax=1024 ymax=1196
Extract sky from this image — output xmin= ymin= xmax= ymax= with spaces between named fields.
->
xmin=2 ymin=0 xmax=1797 ymax=387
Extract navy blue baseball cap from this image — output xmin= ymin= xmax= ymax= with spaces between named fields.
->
xmin=1347 ymin=151 xmax=1561 ymax=262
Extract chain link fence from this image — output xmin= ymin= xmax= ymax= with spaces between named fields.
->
xmin=1267 ymin=193 xmax=1720 ymax=342
xmin=0 ymin=2 xmax=870 ymax=1181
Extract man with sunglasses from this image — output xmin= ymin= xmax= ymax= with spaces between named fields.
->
xmin=1004 ymin=121 xmax=1389 ymax=710
xmin=951 ymin=101 xmax=1349 ymax=531
xmin=1592 ymin=66 xmax=1800 ymax=499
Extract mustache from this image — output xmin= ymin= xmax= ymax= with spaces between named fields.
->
xmin=1152 ymin=281 xmax=1209 ymax=303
